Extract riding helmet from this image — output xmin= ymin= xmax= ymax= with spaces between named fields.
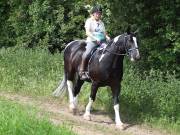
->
xmin=91 ymin=5 xmax=102 ymax=14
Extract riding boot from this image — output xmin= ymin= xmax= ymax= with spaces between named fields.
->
xmin=79 ymin=60 xmax=88 ymax=79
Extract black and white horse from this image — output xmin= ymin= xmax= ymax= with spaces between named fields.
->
xmin=53 ymin=30 xmax=140 ymax=129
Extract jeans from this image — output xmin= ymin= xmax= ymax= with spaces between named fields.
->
xmin=80 ymin=41 xmax=98 ymax=71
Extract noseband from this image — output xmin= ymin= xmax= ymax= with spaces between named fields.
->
xmin=105 ymin=35 xmax=138 ymax=56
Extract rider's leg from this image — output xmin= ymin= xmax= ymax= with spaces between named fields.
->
xmin=80 ymin=41 xmax=97 ymax=75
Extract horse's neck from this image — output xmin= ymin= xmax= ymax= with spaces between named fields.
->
xmin=102 ymin=46 xmax=124 ymax=69
xmin=113 ymin=55 xmax=124 ymax=69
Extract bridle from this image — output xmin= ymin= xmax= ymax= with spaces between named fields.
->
xmin=104 ymin=34 xmax=138 ymax=56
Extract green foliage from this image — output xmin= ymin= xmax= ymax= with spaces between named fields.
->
xmin=0 ymin=0 xmax=15 ymax=47
xmin=0 ymin=98 xmax=76 ymax=135
xmin=109 ymin=0 xmax=180 ymax=73
xmin=0 ymin=0 xmax=89 ymax=50
xmin=121 ymin=68 xmax=180 ymax=122
xmin=0 ymin=47 xmax=63 ymax=95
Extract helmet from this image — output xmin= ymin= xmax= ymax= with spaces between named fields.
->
xmin=90 ymin=5 xmax=102 ymax=14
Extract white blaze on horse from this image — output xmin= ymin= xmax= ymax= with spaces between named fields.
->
xmin=53 ymin=28 xmax=140 ymax=129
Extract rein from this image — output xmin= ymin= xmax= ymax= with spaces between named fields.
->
xmin=104 ymin=48 xmax=128 ymax=56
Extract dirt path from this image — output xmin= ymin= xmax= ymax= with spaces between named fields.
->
xmin=0 ymin=92 xmax=170 ymax=135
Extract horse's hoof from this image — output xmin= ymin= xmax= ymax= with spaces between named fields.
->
xmin=116 ymin=123 xmax=125 ymax=130
xmin=69 ymin=103 xmax=78 ymax=115
xmin=83 ymin=114 xmax=91 ymax=121
xmin=72 ymin=108 xmax=78 ymax=115
xmin=69 ymin=107 xmax=78 ymax=115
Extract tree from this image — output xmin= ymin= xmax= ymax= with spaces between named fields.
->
xmin=0 ymin=0 xmax=179 ymax=74
xmin=109 ymin=0 xmax=180 ymax=73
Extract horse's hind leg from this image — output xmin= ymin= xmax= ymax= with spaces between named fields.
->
xmin=66 ymin=71 xmax=76 ymax=114
xmin=67 ymin=75 xmax=84 ymax=115
xmin=73 ymin=78 xmax=84 ymax=105
xmin=66 ymin=80 xmax=75 ymax=113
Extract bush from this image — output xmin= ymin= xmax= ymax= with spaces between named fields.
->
xmin=120 ymin=68 xmax=180 ymax=123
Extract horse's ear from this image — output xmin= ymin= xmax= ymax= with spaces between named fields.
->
xmin=126 ymin=26 xmax=131 ymax=35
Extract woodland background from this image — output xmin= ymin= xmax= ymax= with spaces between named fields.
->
xmin=0 ymin=0 xmax=179 ymax=74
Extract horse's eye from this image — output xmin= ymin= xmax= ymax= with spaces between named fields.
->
xmin=130 ymin=37 xmax=134 ymax=42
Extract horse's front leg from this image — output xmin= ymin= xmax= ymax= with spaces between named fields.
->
xmin=83 ymin=82 xmax=98 ymax=121
xmin=111 ymin=83 xmax=124 ymax=129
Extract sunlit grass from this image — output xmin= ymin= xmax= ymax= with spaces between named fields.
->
xmin=0 ymin=97 xmax=76 ymax=135
xmin=0 ymin=47 xmax=63 ymax=96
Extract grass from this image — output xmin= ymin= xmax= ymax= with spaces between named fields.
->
xmin=144 ymin=117 xmax=180 ymax=135
xmin=120 ymin=68 xmax=180 ymax=135
xmin=0 ymin=47 xmax=180 ymax=135
xmin=0 ymin=97 xmax=76 ymax=135
xmin=0 ymin=47 xmax=63 ymax=96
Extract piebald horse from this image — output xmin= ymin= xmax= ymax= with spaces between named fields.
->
xmin=53 ymin=30 xmax=140 ymax=129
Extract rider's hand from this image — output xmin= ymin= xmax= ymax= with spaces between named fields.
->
xmin=96 ymin=41 xmax=101 ymax=45
xmin=96 ymin=39 xmax=101 ymax=45
xmin=106 ymin=36 xmax=111 ymax=42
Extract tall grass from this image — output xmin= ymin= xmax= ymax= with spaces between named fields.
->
xmin=120 ymin=68 xmax=180 ymax=134
xmin=0 ymin=47 xmax=63 ymax=95
xmin=0 ymin=97 xmax=76 ymax=135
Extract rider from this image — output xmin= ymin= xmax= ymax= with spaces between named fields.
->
xmin=79 ymin=5 xmax=110 ymax=79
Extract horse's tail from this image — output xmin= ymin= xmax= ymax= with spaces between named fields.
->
xmin=52 ymin=73 xmax=67 ymax=97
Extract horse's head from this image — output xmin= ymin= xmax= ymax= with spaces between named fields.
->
xmin=125 ymin=32 xmax=140 ymax=61
xmin=111 ymin=30 xmax=140 ymax=62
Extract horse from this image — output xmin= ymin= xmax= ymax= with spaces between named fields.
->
xmin=52 ymin=30 xmax=140 ymax=129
